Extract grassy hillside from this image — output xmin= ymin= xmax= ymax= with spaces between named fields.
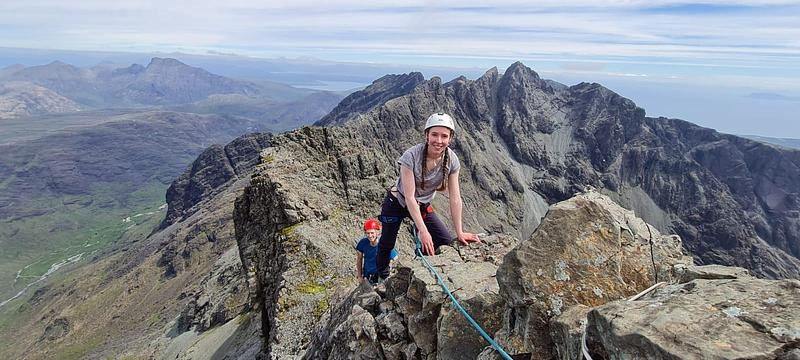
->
xmin=0 ymin=209 xmax=165 ymax=359
xmin=0 ymin=181 xmax=166 ymax=302
xmin=0 ymin=173 xmax=250 ymax=359
xmin=0 ymin=111 xmax=257 ymax=303
xmin=0 ymin=109 xmax=139 ymax=144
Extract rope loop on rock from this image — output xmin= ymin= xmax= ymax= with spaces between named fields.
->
xmin=411 ymin=224 xmax=514 ymax=360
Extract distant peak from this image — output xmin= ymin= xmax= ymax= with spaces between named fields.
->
xmin=504 ymin=61 xmax=540 ymax=79
xmin=476 ymin=67 xmax=499 ymax=85
xmin=372 ymin=72 xmax=424 ymax=86
xmin=112 ymin=63 xmax=146 ymax=76
xmin=43 ymin=60 xmax=78 ymax=70
xmin=24 ymin=60 xmax=81 ymax=74
xmin=496 ymin=62 xmax=549 ymax=94
xmin=147 ymin=57 xmax=189 ymax=68
xmin=570 ymin=82 xmax=612 ymax=94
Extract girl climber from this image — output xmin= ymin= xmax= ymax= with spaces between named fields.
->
xmin=375 ymin=112 xmax=481 ymax=279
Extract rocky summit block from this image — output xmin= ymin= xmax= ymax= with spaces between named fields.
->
xmin=494 ymin=191 xmax=693 ymax=358
xmin=587 ymin=277 xmax=800 ymax=359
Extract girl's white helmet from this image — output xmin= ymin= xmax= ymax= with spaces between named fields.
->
xmin=424 ymin=112 xmax=456 ymax=132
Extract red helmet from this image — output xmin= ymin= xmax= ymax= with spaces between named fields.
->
xmin=363 ymin=219 xmax=381 ymax=231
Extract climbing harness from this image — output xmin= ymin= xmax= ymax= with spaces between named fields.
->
xmin=410 ymin=223 xmax=514 ymax=360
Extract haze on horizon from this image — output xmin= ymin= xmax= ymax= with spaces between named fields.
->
xmin=1 ymin=0 xmax=799 ymax=137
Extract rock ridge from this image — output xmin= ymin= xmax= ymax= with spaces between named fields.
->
xmin=316 ymin=72 xmax=425 ymax=126
xmin=161 ymin=132 xmax=272 ymax=228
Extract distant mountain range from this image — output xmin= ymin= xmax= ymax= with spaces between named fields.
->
xmin=0 ymin=57 xmax=330 ymax=120
xmin=0 ymin=47 xmax=487 ymax=89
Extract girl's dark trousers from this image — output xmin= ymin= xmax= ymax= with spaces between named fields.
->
xmin=376 ymin=192 xmax=452 ymax=278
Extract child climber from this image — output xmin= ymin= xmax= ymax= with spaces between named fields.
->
xmin=356 ymin=219 xmax=397 ymax=285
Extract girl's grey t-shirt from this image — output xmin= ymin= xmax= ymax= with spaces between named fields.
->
xmin=394 ymin=143 xmax=460 ymax=206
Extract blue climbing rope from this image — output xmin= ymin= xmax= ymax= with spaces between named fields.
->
xmin=411 ymin=224 xmax=514 ymax=360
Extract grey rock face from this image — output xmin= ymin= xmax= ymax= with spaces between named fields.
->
xmin=587 ymin=278 xmax=800 ymax=359
xmin=161 ymin=132 xmax=272 ymax=228
xmin=234 ymin=168 xmax=305 ymax=359
xmin=102 ymin=138 xmax=263 ymax=357
xmin=437 ymin=291 xmax=505 ymax=360
xmin=494 ymin=191 xmax=691 ymax=358
xmin=174 ymin=247 xmax=250 ymax=333
xmin=41 ymin=317 xmax=70 ymax=341
xmin=302 ymin=283 xmax=384 ymax=360
xmin=674 ymin=263 xmax=753 ymax=283
xmin=550 ymin=304 xmax=591 ymax=360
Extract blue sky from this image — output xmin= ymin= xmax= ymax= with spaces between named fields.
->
xmin=1 ymin=0 xmax=799 ymax=137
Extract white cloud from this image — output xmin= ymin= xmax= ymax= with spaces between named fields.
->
xmin=0 ymin=0 xmax=798 ymax=91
